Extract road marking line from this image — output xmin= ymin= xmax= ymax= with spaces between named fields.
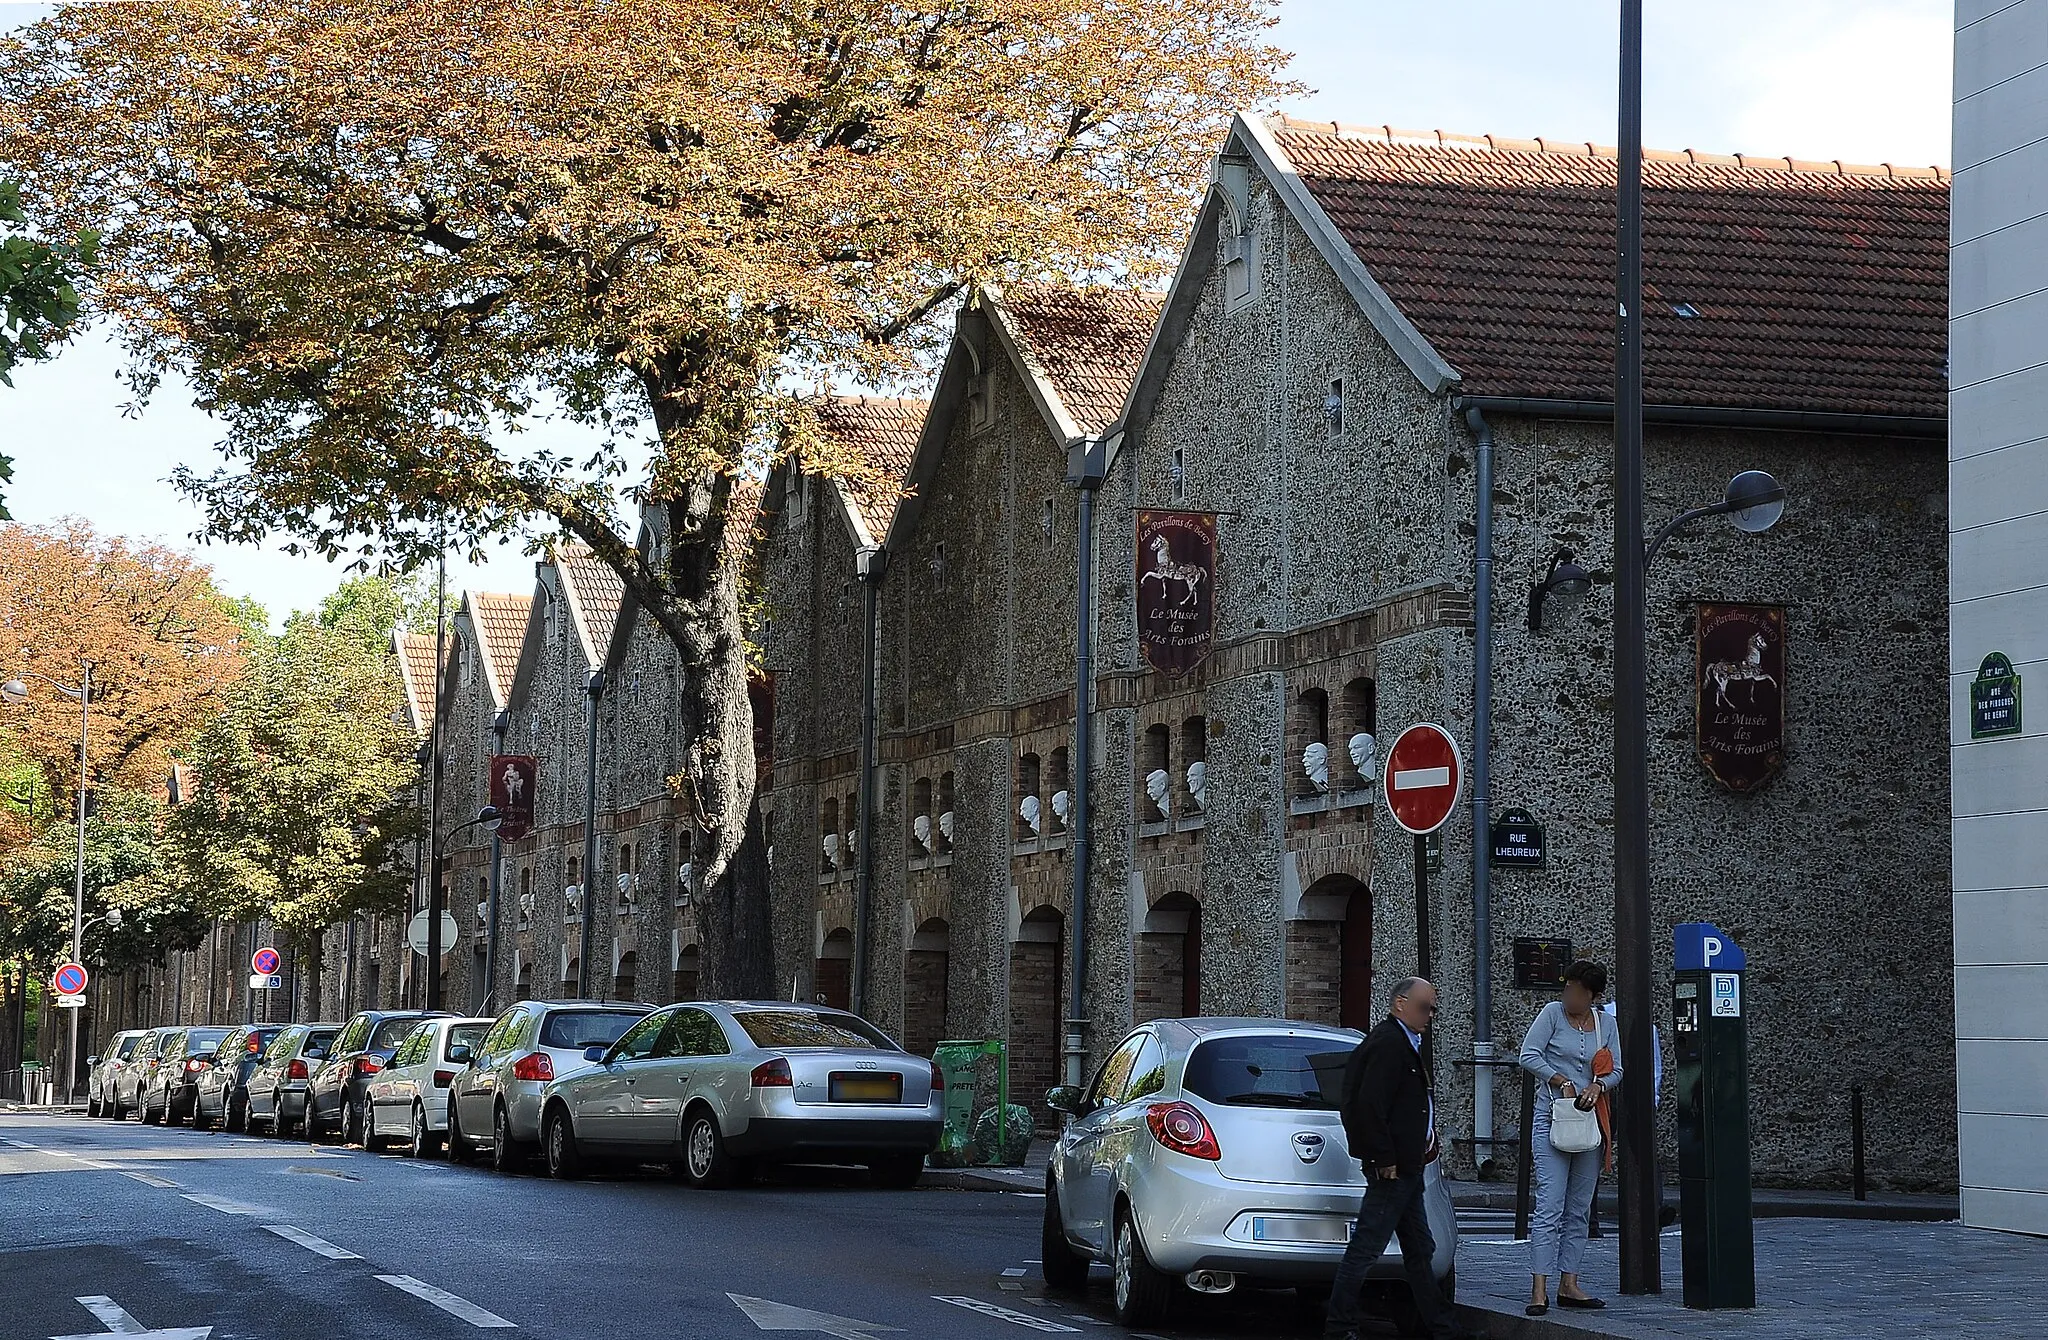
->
xmin=75 ymin=1158 xmax=119 ymax=1169
xmin=1000 ymin=1268 xmax=1027 ymax=1277
xmin=122 ymin=1172 xmax=184 ymax=1189
xmin=932 ymin=1298 xmax=1079 ymax=1332
xmin=261 ymin=1225 xmax=360 ymax=1260
xmin=181 ymin=1193 xmax=267 ymax=1215
xmin=0 ymin=1138 xmax=37 ymax=1148
xmin=376 ymin=1276 xmax=516 ymax=1328
xmin=76 ymin=1296 xmax=146 ymax=1334
xmin=1392 ymin=766 xmax=1450 ymax=790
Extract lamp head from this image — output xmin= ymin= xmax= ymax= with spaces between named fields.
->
xmin=1545 ymin=551 xmax=1594 ymax=597
xmin=1724 ymin=470 xmax=1785 ymax=534
xmin=0 ymin=680 xmax=29 ymax=706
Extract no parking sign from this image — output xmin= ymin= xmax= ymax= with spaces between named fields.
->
xmin=252 ymin=946 xmax=281 ymax=977
xmin=52 ymin=961 xmax=87 ymax=996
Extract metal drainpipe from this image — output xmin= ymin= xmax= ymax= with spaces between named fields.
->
xmin=1463 ymin=405 xmax=1498 ymax=1159
xmin=485 ymin=710 xmax=509 ymax=1013
xmin=852 ymin=548 xmax=884 ymax=1018
xmin=579 ymin=670 xmax=603 ymax=998
xmin=1063 ymin=435 xmax=1106 ymax=1090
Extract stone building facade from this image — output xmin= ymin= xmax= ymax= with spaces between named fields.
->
xmin=118 ymin=112 xmax=1954 ymax=1194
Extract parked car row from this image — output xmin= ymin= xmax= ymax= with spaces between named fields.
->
xmin=83 ymin=999 xmax=947 ymax=1190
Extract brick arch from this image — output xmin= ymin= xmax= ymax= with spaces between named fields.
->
xmin=815 ymin=927 xmax=853 ymax=1010
xmin=1289 ymin=873 xmax=1372 ymax=1029
xmin=1010 ymin=906 xmax=1064 ymax=1120
xmin=1136 ymin=890 xmax=1202 ymax=1021
xmin=903 ymin=917 xmax=950 ymax=1059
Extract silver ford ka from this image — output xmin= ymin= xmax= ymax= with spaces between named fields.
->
xmin=1041 ymin=1017 xmax=1457 ymax=1327
xmin=536 ymin=1001 xmax=943 ymax=1189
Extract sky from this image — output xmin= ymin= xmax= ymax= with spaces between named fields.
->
xmin=0 ymin=0 xmax=1955 ymax=626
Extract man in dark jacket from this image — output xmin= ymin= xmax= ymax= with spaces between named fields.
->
xmin=1326 ymin=976 xmax=1466 ymax=1340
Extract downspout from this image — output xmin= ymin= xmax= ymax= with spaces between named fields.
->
xmin=485 ymin=709 xmax=509 ymax=1013
xmin=1063 ymin=435 xmax=1107 ymax=1089
xmin=578 ymin=670 xmax=603 ymax=998
xmin=852 ymin=547 xmax=884 ymax=1017
xmin=1463 ymin=405 xmax=1497 ymax=1160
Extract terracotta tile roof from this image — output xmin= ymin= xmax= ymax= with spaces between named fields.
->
xmin=466 ymin=591 xmax=531 ymax=704
xmin=999 ymin=284 xmax=1166 ymax=435
xmin=395 ymin=629 xmax=444 ymax=734
xmin=1267 ymin=117 xmax=1950 ymax=419
xmin=555 ymin=544 xmax=625 ymax=669
xmin=815 ymin=397 xmax=924 ymax=541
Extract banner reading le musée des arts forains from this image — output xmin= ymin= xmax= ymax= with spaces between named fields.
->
xmin=489 ymin=755 xmax=539 ymax=840
xmin=1136 ymin=510 xmax=1217 ymax=677
xmin=1695 ymin=602 xmax=1787 ymax=793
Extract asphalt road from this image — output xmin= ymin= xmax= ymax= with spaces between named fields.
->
xmin=0 ymin=1112 xmax=1345 ymax=1340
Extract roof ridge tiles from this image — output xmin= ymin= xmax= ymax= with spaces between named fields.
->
xmin=1266 ymin=112 xmax=1948 ymax=181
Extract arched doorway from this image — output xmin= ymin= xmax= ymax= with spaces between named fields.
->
xmin=1136 ymin=891 xmax=1202 ymax=1022
xmin=1288 ymin=874 xmax=1370 ymax=1027
xmin=614 ymin=951 xmax=638 ymax=1002
xmin=1010 ymin=907 xmax=1064 ymax=1118
xmin=674 ymin=943 xmax=700 ymax=1001
xmin=815 ymin=929 xmax=853 ymax=1010
xmin=903 ymin=920 xmax=950 ymax=1058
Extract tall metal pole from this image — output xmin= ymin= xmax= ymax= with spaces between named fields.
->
xmin=1614 ymin=0 xmax=1661 ymax=1294
xmin=1063 ymin=438 xmax=1103 ymax=1090
xmin=425 ymin=537 xmax=449 ymax=1011
xmin=851 ymin=551 xmax=883 ymax=1017
xmin=66 ymin=662 xmax=90 ymax=1107
xmin=484 ymin=712 xmax=508 ymax=1014
xmin=578 ymin=671 xmax=603 ymax=997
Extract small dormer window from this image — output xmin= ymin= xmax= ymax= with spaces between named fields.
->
xmin=1170 ymin=447 xmax=1188 ymax=503
xmin=1223 ymin=231 xmax=1257 ymax=311
xmin=1326 ymin=379 xmax=1345 ymax=438
xmin=967 ymin=372 xmax=995 ymax=434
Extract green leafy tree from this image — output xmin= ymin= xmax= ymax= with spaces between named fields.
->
xmin=0 ymin=180 xmax=99 ymax=517
xmin=166 ymin=582 xmax=422 ymax=1016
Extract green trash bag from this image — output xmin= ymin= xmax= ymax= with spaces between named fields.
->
xmin=970 ymin=1102 xmax=1034 ymax=1167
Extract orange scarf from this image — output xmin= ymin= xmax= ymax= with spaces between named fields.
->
xmin=1591 ymin=1043 xmax=1616 ymax=1171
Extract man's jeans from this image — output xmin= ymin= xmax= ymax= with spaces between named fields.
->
xmin=1324 ymin=1169 xmax=1454 ymax=1338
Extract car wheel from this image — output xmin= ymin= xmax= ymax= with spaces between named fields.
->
xmin=446 ymin=1100 xmax=475 ymax=1164
xmin=1111 ymin=1206 xmax=1175 ymax=1327
xmin=1040 ymin=1177 xmax=1091 ymax=1291
xmin=192 ymin=1096 xmax=213 ymax=1131
xmin=340 ymin=1097 xmax=364 ymax=1148
xmin=490 ymin=1105 xmax=523 ymax=1174
xmin=226 ymin=1093 xmax=247 ymax=1134
xmin=868 ymin=1153 xmax=924 ymax=1190
xmin=410 ymin=1103 xmax=442 ymax=1159
xmin=87 ymin=1091 xmax=101 ymax=1118
xmin=680 ymin=1107 xmax=738 ymax=1189
xmin=543 ymin=1105 xmax=583 ymax=1181
xmin=142 ymin=1092 xmax=161 ymax=1125
xmin=275 ymin=1094 xmax=299 ymax=1139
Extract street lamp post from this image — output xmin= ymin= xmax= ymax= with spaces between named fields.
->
xmin=2 ymin=664 xmax=94 ymax=1107
xmin=428 ymin=805 xmax=501 ymax=1011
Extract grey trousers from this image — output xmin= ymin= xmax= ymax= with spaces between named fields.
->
xmin=1528 ymin=1103 xmax=1602 ymax=1279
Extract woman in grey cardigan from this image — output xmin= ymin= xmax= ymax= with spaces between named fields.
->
xmin=1518 ymin=959 xmax=1622 ymax=1316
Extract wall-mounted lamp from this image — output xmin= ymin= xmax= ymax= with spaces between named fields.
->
xmin=1528 ymin=549 xmax=1596 ymax=632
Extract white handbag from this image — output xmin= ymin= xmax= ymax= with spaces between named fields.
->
xmin=1548 ymin=1098 xmax=1602 ymax=1153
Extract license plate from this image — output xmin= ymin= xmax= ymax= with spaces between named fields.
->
xmin=1251 ymin=1216 xmax=1352 ymax=1243
xmin=828 ymin=1072 xmax=903 ymax=1103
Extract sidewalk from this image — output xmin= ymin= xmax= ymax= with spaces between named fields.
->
xmin=1450 ymin=1217 xmax=2046 ymax=1340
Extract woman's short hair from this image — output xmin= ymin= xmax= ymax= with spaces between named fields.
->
xmin=1563 ymin=959 xmax=1609 ymax=997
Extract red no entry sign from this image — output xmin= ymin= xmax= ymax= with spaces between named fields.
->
xmin=1383 ymin=723 xmax=1464 ymax=835
xmin=251 ymin=946 xmax=281 ymax=977
xmin=52 ymin=961 xmax=88 ymax=996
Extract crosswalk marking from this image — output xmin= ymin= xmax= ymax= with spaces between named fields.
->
xmin=261 ymin=1225 xmax=360 ymax=1260
xmin=377 ymin=1275 xmax=516 ymax=1329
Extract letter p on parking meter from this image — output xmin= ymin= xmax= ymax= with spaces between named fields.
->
xmin=1673 ymin=922 xmax=1754 ymax=1309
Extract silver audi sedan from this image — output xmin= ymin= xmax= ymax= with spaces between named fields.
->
xmin=535 ymin=1001 xmax=943 ymax=1188
xmin=1041 ymin=1017 xmax=1457 ymax=1327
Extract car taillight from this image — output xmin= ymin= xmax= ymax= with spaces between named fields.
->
xmin=287 ymin=1059 xmax=308 ymax=1081
xmin=929 ymin=1061 xmax=945 ymax=1092
xmin=1145 ymin=1102 xmax=1221 ymax=1160
xmin=185 ymin=1058 xmax=207 ymax=1073
xmin=432 ymin=1070 xmax=454 ymax=1089
xmin=510 ymin=1052 xmax=553 ymax=1083
xmin=354 ymin=1057 xmax=382 ymax=1077
xmin=750 ymin=1058 xmax=792 ymax=1088
xmin=247 ymin=1037 xmax=263 ymax=1054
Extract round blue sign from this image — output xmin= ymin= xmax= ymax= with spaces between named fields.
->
xmin=53 ymin=962 xmax=87 ymax=995
xmin=252 ymin=947 xmax=280 ymax=976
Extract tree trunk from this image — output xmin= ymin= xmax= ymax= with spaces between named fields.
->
xmin=298 ymin=930 xmax=324 ymax=1023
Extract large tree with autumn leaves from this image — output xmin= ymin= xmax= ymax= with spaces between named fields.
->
xmin=0 ymin=0 xmax=1293 ymax=993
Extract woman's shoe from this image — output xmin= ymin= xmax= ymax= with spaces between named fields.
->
xmin=1525 ymin=1304 xmax=1549 ymax=1316
xmin=1558 ymin=1296 xmax=1606 ymax=1310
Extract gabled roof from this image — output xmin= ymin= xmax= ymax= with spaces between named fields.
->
xmin=393 ymin=629 xmax=443 ymax=736
xmin=606 ymin=484 xmax=767 ymax=671
xmin=813 ymin=397 xmax=924 ymax=549
xmin=1261 ymin=115 xmax=1949 ymax=420
xmin=556 ymin=545 xmax=625 ymax=672
xmin=459 ymin=591 xmax=531 ymax=710
xmin=996 ymin=285 xmax=1165 ymax=438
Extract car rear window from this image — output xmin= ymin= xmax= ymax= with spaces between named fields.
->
xmin=368 ymin=1017 xmax=426 ymax=1051
xmin=302 ymin=1029 xmax=339 ymax=1053
xmin=1182 ymin=1035 xmax=1347 ymax=1110
xmin=116 ymin=1036 xmax=141 ymax=1058
xmin=186 ymin=1029 xmax=230 ymax=1053
xmin=446 ymin=1023 xmax=488 ymax=1057
xmin=537 ymin=1010 xmax=643 ymax=1050
xmin=732 ymin=1010 xmax=895 ymax=1051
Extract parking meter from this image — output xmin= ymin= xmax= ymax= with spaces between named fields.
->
xmin=1672 ymin=922 xmax=1754 ymax=1309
